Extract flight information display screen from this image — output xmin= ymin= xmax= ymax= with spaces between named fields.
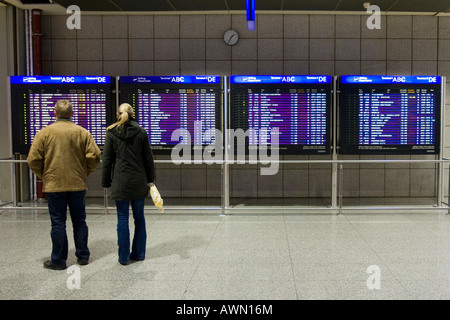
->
xmin=229 ymin=75 xmax=332 ymax=155
xmin=119 ymin=76 xmax=222 ymax=153
xmin=339 ymin=75 xmax=442 ymax=155
xmin=10 ymin=76 xmax=114 ymax=154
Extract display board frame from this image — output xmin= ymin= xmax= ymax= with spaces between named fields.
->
xmin=338 ymin=75 xmax=443 ymax=155
xmin=228 ymin=75 xmax=333 ymax=156
xmin=118 ymin=75 xmax=223 ymax=156
xmin=9 ymin=75 xmax=115 ymax=154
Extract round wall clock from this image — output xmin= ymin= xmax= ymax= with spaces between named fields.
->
xmin=223 ymin=29 xmax=239 ymax=46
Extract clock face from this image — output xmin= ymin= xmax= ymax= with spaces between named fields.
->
xmin=223 ymin=29 xmax=239 ymax=46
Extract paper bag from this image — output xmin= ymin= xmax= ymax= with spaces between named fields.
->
xmin=150 ymin=185 xmax=164 ymax=212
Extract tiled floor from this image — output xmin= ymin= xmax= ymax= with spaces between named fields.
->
xmin=1 ymin=207 xmax=450 ymax=300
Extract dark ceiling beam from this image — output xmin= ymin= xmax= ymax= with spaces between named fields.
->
xmin=166 ymin=0 xmax=176 ymax=11
xmin=387 ymin=0 xmax=400 ymax=11
xmin=440 ymin=5 xmax=450 ymax=14
xmin=333 ymin=0 xmax=343 ymax=11
xmin=107 ymin=0 xmax=123 ymax=11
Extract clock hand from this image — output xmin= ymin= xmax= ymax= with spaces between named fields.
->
xmin=228 ymin=34 xmax=235 ymax=44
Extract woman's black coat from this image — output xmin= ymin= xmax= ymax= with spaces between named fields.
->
xmin=101 ymin=120 xmax=155 ymax=200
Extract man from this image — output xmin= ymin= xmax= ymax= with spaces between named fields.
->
xmin=27 ymin=99 xmax=101 ymax=270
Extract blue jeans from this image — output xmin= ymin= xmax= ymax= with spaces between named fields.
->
xmin=115 ymin=198 xmax=146 ymax=264
xmin=46 ymin=191 xmax=89 ymax=266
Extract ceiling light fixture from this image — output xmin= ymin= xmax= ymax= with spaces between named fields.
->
xmin=246 ymin=0 xmax=255 ymax=31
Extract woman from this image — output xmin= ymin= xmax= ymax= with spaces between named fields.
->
xmin=101 ymin=103 xmax=155 ymax=265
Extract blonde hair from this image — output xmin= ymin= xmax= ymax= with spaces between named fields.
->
xmin=107 ymin=103 xmax=134 ymax=130
xmin=54 ymin=99 xmax=73 ymax=118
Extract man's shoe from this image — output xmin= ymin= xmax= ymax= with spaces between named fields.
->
xmin=77 ymin=259 xmax=89 ymax=265
xmin=130 ymin=256 xmax=144 ymax=262
xmin=43 ymin=260 xmax=66 ymax=270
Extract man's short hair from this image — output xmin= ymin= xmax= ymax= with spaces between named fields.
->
xmin=54 ymin=100 xmax=73 ymax=118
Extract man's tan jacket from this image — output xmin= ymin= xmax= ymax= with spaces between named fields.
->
xmin=27 ymin=119 xmax=101 ymax=193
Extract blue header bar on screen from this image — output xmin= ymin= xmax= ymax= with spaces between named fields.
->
xmin=230 ymin=75 xmax=331 ymax=84
xmin=10 ymin=76 xmax=111 ymax=84
xmin=340 ymin=75 xmax=441 ymax=84
xmin=119 ymin=76 xmax=220 ymax=84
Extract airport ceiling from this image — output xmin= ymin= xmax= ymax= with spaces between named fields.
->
xmin=4 ymin=0 xmax=450 ymax=14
